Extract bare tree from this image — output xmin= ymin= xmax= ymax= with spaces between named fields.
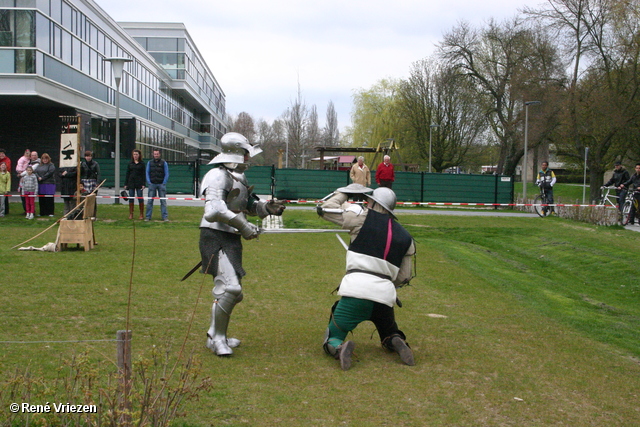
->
xmin=323 ymin=100 xmax=340 ymax=146
xmin=305 ymin=105 xmax=321 ymax=168
xmin=256 ymin=118 xmax=286 ymax=167
xmin=282 ymin=88 xmax=307 ymax=168
xmin=228 ymin=112 xmax=256 ymax=142
xmin=399 ymin=58 xmax=485 ymax=172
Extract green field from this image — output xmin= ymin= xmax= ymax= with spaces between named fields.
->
xmin=2 ymin=201 xmax=640 ymax=426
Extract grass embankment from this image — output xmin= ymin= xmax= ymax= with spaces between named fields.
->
xmin=1 ymin=201 xmax=640 ymax=426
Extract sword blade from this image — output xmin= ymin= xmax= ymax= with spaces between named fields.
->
xmin=335 ymin=233 xmax=349 ymax=250
xmin=258 ymin=228 xmax=348 ymax=234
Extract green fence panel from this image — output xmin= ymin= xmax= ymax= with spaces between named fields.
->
xmin=422 ymin=173 xmax=513 ymax=204
xmin=274 ymin=169 xmax=350 ymax=200
xmin=97 ymin=158 xmax=195 ymax=194
xmin=393 ymin=172 xmax=423 ymax=202
xmin=99 ymin=159 xmax=514 ymax=205
xmin=166 ymin=162 xmax=197 ymax=194
xmin=95 ymin=158 xmax=126 ymax=189
xmin=245 ymin=166 xmax=274 ymax=195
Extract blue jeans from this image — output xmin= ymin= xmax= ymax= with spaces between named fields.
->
xmin=146 ymin=183 xmax=167 ymax=220
xmin=128 ymin=187 xmax=144 ymax=202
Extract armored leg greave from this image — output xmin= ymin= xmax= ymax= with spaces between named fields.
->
xmin=206 ymin=251 xmax=243 ymax=356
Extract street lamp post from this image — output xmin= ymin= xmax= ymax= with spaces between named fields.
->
xmin=105 ymin=57 xmax=132 ymax=205
xmin=429 ymin=124 xmax=439 ymax=173
xmin=582 ymin=146 xmax=589 ymax=204
xmin=523 ymin=101 xmax=541 ymax=201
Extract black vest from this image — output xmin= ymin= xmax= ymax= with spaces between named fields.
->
xmin=148 ymin=159 xmax=166 ymax=184
xmin=349 ymin=210 xmax=413 ymax=268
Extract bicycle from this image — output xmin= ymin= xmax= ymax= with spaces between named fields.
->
xmin=594 ymin=186 xmax=620 ymax=208
xmin=621 ymin=190 xmax=639 ymax=226
xmin=534 ymin=185 xmax=554 ymax=217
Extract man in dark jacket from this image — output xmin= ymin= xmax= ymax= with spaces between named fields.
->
xmin=620 ymin=163 xmax=640 ymax=225
xmin=604 ymin=161 xmax=630 ymax=212
xmin=145 ymin=149 xmax=169 ymax=221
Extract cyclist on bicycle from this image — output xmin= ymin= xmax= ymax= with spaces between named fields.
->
xmin=604 ymin=161 xmax=630 ymax=212
xmin=619 ymin=163 xmax=640 ymax=225
xmin=536 ymin=161 xmax=556 ymax=214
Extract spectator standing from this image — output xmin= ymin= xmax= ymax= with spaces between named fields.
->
xmin=536 ymin=161 xmax=557 ymax=214
xmin=20 ymin=151 xmax=40 ymax=214
xmin=0 ymin=149 xmax=11 ymax=215
xmin=15 ymin=149 xmax=30 ymax=177
xmin=22 ymin=165 xmax=38 ymax=219
xmin=15 ymin=149 xmax=31 ymax=214
xmin=0 ymin=149 xmax=11 ymax=173
xmin=0 ymin=162 xmax=10 ymax=216
xmin=35 ymin=153 xmax=56 ymax=216
xmin=145 ymin=149 xmax=169 ymax=221
xmin=124 ymin=149 xmax=146 ymax=219
xmin=620 ymin=163 xmax=640 ymax=225
xmin=375 ymin=155 xmax=395 ymax=189
xmin=59 ymin=166 xmax=78 ymax=216
xmin=350 ymin=156 xmax=371 ymax=187
xmin=604 ymin=161 xmax=630 ymax=212
xmin=80 ymin=150 xmax=100 ymax=194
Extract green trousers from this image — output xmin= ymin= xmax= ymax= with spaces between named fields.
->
xmin=326 ymin=296 xmax=404 ymax=349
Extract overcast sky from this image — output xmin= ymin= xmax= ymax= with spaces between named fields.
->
xmin=101 ymin=0 xmax=541 ymax=132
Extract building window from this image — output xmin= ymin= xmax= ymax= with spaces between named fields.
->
xmin=147 ymin=37 xmax=177 ymax=51
xmin=0 ymin=9 xmax=34 ymax=47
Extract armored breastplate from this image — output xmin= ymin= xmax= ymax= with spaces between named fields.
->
xmin=227 ymin=172 xmax=250 ymax=213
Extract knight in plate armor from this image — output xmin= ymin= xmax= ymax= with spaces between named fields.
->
xmin=199 ymin=132 xmax=285 ymax=356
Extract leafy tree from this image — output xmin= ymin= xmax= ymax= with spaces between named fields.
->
xmin=525 ymin=0 xmax=640 ymax=199
xmin=440 ymin=18 xmax=564 ymax=176
xmin=350 ymin=79 xmax=405 ymax=150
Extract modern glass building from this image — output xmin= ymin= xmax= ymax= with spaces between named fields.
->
xmin=0 ymin=0 xmax=226 ymax=185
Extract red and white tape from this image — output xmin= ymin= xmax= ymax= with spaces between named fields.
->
xmin=5 ymin=194 xmax=616 ymax=208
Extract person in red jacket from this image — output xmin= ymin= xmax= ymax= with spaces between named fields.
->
xmin=375 ymin=155 xmax=395 ymax=188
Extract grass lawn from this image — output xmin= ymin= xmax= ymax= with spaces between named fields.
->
xmin=2 ymin=200 xmax=640 ymax=426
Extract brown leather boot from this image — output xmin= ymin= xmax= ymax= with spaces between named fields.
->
xmin=128 ymin=202 xmax=134 ymax=219
xmin=138 ymin=202 xmax=144 ymax=219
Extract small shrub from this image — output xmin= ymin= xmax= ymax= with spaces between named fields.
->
xmin=0 ymin=346 xmax=212 ymax=427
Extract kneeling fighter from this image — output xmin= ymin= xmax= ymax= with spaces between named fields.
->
xmin=199 ymin=132 xmax=285 ymax=356
xmin=318 ymin=185 xmax=416 ymax=370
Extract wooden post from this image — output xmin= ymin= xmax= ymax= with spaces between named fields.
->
xmin=117 ymin=330 xmax=132 ymax=425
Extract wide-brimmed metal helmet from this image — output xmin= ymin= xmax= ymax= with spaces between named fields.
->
xmin=336 ymin=183 xmax=373 ymax=194
xmin=208 ymin=132 xmax=263 ymax=165
xmin=367 ymin=187 xmax=397 ymax=217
